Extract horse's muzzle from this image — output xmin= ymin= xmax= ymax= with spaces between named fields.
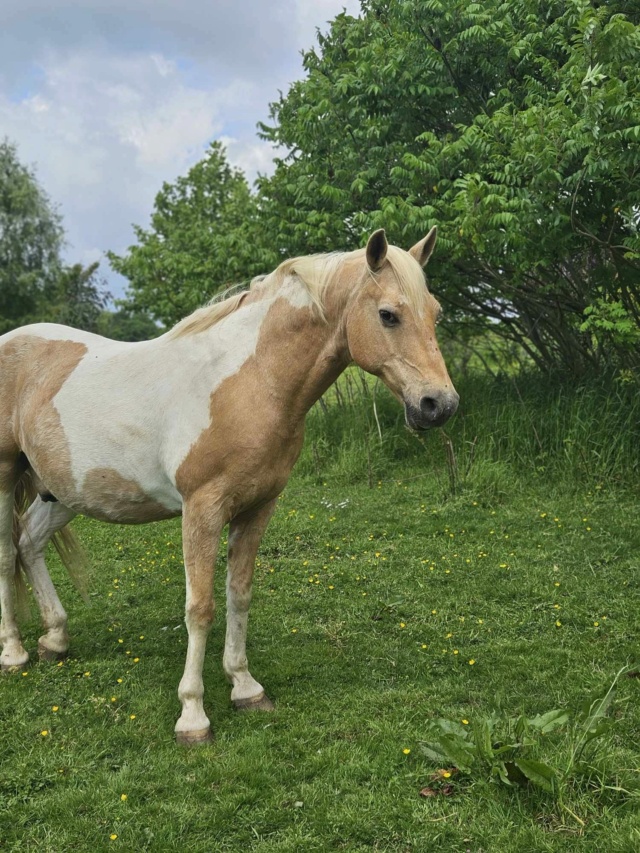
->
xmin=404 ymin=389 xmax=459 ymax=431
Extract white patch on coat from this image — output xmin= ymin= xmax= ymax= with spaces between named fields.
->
xmin=24 ymin=300 xmax=275 ymax=511
xmin=277 ymin=275 xmax=316 ymax=310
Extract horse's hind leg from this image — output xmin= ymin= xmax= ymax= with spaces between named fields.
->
xmin=223 ymin=499 xmax=277 ymax=711
xmin=0 ymin=479 xmax=28 ymax=671
xmin=18 ymin=499 xmax=76 ymax=660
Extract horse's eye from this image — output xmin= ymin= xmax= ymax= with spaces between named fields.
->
xmin=379 ymin=309 xmax=399 ymax=327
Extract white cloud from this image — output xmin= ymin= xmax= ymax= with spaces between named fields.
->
xmin=1 ymin=1 xmax=362 ymax=300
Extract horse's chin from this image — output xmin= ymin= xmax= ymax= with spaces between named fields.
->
xmin=404 ymin=406 xmax=435 ymax=432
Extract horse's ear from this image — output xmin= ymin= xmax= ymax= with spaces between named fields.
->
xmin=366 ymin=229 xmax=388 ymax=272
xmin=409 ymin=226 xmax=437 ymax=268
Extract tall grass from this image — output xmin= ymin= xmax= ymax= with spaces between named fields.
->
xmin=299 ymin=368 xmax=640 ymax=494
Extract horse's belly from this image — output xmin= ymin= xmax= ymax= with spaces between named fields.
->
xmin=68 ymin=467 xmax=182 ymax=524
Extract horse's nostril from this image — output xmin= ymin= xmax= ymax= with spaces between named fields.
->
xmin=420 ymin=396 xmax=439 ymax=418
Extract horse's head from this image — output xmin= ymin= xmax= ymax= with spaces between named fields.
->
xmin=346 ymin=228 xmax=458 ymax=431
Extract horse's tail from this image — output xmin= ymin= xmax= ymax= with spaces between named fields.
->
xmin=13 ymin=471 xmax=90 ymax=617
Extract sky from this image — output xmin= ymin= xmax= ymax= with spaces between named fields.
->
xmin=1 ymin=0 xmax=361 ymax=300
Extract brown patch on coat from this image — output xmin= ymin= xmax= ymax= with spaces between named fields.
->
xmin=7 ymin=336 xmax=88 ymax=503
xmin=0 ymin=335 xmax=86 ymax=492
xmin=81 ymin=467 xmax=179 ymax=524
xmin=174 ymin=297 xmax=339 ymax=515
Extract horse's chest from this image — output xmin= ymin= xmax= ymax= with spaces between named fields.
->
xmin=174 ymin=410 xmax=304 ymax=509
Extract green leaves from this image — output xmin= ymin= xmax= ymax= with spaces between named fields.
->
xmin=511 ymin=758 xmax=556 ymax=793
xmin=418 ymin=675 xmax=622 ymax=798
xmin=110 ymin=142 xmax=277 ymax=329
xmin=0 ymin=139 xmax=64 ymax=333
xmin=256 ymin=0 xmax=640 ymax=376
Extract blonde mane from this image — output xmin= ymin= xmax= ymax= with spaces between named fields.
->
xmin=168 ymin=244 xmax=427 ymax=338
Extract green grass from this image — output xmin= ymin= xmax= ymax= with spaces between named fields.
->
xmin=1 ymin=376 xmax=639 ymax=851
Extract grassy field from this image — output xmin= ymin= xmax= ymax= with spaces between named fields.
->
xmin=1 ymin=375 xmax=639 ymax=851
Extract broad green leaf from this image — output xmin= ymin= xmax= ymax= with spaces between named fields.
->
xmin=473 ymin=718 xmax=495 ymax=764
xmin=431 ymin=718 xmax=470 ymax=739
xmin=513 ymin=758 xmax=556 ymax=792
xmin=421 ymin=735 xmax=475 ymax=772
xmin=527 ymin=709 xmax=569 ymax=733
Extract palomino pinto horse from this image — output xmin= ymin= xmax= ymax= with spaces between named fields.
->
xmin=0 ymin=228 xmax=458 ymax=743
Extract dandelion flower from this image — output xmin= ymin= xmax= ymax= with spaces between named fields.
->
xmin=403 ymin=748 xmax=411 ymax=755
xmin=110 ymin=834 xmax=118 ymax=841
xmin=462 ymin=719 xmax=469 ymax=725
xmin=469 ymin=659 xmax=475 ymax=665
xmin=52 ymin=706 xmax=59 ymax=712
xmin=443 ymin=771 xmax=451 ymax=778
xmin=130 ymin=714 xmax=136 ymax=720
xmin=120 ymin=794 xmax=127 ymax=801
xmin=41 ymin=730 xmax=48 ymax=737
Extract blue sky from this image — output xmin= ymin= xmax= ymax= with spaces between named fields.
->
xmin=1 ymin=0 xmax=361 ymax=300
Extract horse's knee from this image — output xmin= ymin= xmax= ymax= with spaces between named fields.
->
xmin=186 ymin=598 xmax=215 ymax=629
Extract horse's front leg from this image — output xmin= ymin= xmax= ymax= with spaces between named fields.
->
xmin=175 ymin=491 xmax=225 ymax=745
xmin=224 ymin=499 xmax=277 ymax=711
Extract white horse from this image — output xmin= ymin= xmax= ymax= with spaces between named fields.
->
xmin=0 ymin=228 xmax=458 ymax=743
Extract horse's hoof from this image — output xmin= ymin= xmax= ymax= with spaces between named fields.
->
xmin=1 ymin=663 xmax=24 ymax=674
xmin=175 ymin=726 xmax=212 ymax=747
xmin=233 ymin=692 xmax=275 ymax=712
xmin=38 ymin=643 xmax=69 ymax=662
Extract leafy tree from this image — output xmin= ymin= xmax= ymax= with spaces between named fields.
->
xmin=110 ymin=142 xmax=279 ymax=328
xmin=0 ymin=139 xmax=64 ymax=333
xmin=97 ymin=308 xmax=160 ymax=342
xmin=43 ymin=262 xmax=111 ymax=333
xmin=258 ymin=0 xmax=640 ymax=375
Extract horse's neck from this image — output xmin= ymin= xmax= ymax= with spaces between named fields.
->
xmin=246 ymin=294 xmax=350 ymax=421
